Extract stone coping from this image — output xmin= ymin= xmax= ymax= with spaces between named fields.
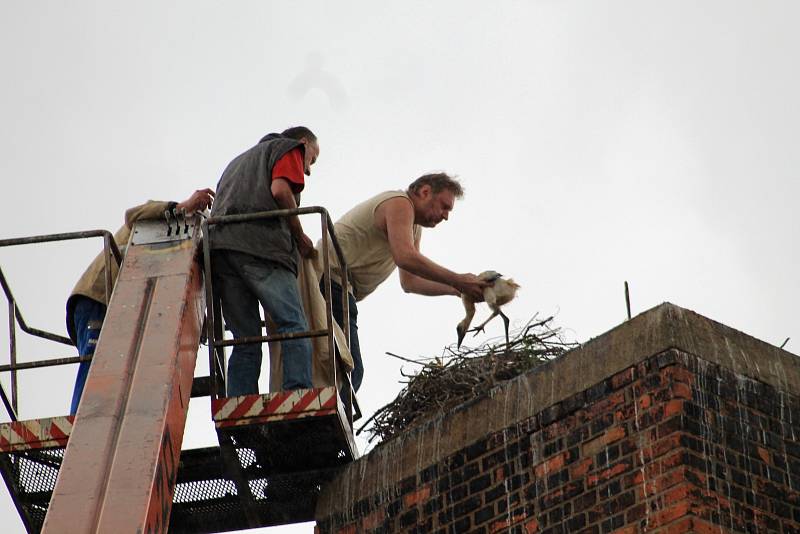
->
xmin=316 ymin=302 xmax=799 ymax=515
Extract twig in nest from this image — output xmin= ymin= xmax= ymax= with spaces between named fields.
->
xmin=385 ymin=351 xmax=427 ymax=365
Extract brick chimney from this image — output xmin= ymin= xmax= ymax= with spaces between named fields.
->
xmin=315 ymin=303 xmax=800 ymax=533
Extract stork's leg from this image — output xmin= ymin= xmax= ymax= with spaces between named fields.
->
xmin=469 ymin=310 xmax=499 ymax=336
xmin=456 ymin=297 xmax=476 ymax=348
xmin=498 ymin=310 xmax=511 ymax=346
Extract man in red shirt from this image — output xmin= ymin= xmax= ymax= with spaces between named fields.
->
xmin=209 ymin=126 xmax=320 ymax=395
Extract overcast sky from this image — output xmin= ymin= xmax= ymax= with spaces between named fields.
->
xmin=1 ymin=1 xmax=798 ymax=532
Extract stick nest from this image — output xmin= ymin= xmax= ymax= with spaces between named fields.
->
xmin=357 ymin=315 xmax=578 ymax=444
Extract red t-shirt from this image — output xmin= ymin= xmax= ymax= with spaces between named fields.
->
xmin=272 ymin=147 xmax=305 ymax=193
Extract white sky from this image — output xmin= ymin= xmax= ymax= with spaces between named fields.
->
xmin=1 ymin=1 xmax=798 ymax=532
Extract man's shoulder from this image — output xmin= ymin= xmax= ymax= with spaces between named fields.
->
xmin=371 ymin=190 xmax=412 ymax=217
xmin=371 ymin=190 xmax=411 ymax=208
xmin=234 ymin=137 xmax=302 ymax=162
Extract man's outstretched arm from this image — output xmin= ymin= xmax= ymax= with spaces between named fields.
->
xmin=123 ymin=188 xmax=215 ymax=228
xmin=399 ymin=232 xmax=460 ymax=296
xmin=380 ymin=197 xmax=486 ymax=301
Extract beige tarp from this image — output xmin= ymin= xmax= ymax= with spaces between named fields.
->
xmin=267 ymin=256 xmax=354 ymax=392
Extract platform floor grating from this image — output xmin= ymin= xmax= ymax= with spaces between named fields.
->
xmin=217 ymin=412 xmax=355 ymax=475
xmin=1 ymin=439 xmax=344 ymax=533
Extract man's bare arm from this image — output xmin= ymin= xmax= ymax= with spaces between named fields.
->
xmin=176 ymin=188 xmax=215 ymax=213
xmin=379 ymin=197 xmax=486 ymax=301
xmin=123 ymin=189 xmax=215 ymax=228
xmin=271 ymin=178 xmax=314 ymax=258
xmin=399 ymin=232 xmax=459 ymax=296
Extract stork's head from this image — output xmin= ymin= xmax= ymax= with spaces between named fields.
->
xmin=478 ymin=271 xmax=503 ymax=283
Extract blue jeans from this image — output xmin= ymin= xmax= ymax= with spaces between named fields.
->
xmin=323 ymin=279 xmax=362 ymax=391
xmin=69 ymin=297 xmax=107 ymax=415
xmin=212 ymin=250 xmax=312 ymax=395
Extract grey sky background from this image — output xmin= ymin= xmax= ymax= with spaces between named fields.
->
xmin=1 ymin=1 xmax=798 ymax=532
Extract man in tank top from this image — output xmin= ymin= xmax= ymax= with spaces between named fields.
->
xmin=321 ymin=173 xmax=489 ymax=391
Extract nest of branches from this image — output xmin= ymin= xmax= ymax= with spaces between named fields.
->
xmin=357 ymin=315 xmax=578 ymax=444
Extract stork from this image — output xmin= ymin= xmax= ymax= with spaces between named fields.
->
xmin=456 ymin=271 xmax=521 ymax=348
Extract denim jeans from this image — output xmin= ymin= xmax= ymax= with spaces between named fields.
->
xmin=212 ymin=250 xmax=312 ymax=395
xmin=323 ymin=279 xmax=362 ymax=391
xmin=69 ymin=296 xmax=107 ymax=415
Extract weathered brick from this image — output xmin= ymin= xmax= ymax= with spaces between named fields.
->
xmin=420 ymin=464 xmax=439 ymax=483
xmin=469 ymin=474 xmax=492 ymax=495
xmin=316 ymin=355 xmax=800 ymax=534
xmin=361 ymin=509 xmax=385 ymax=531
xmin=662 ymin=517 xmax=693 ymax=534
xmin=385 ymin=498 xmax=402 ymax=518
xmin=463 ymin=461 xmax=480 ymax=481
xmin=589 ymin=413 xmax=616 ymax=436
xmin=452 ymin=516 xmax=471 ymax=533
xmin=490 ymin=519 xmax=511 ymax=533
xmin=448 ymin=484 xmax=467 ymax=503
xmin=507 ymin=473 xmax=527 ymax=491
xmin=474 ymin=504 xmax=495 ymax=525
xmin=671 ymin=381 xmax=692 ymax=400
xmin=587 ymin=460 xmax=631 ymax=488
xmin=586 ymin=380 xmax=611 ymax=403
xmin=662 ymin=365 xmax=694 ymax=385
xmin=650 ymin=501 xmax=690 ymax=527
xmin=598 ymin=479 xmax=621 ymax=500
xmin=599 ymin=512 xmax=624 ymax=532
xmin=404 ymin=484 xmax=431 ymax=508
xmin=541 ymin=403 xmax=563 ymax=426
xmin=541 ymin=482 xmax=583 ymax=510
xmin=399 ymin=475 xmax=417 ymax=495
xmin=534 ymin=451 xmax=569 ymax=478
xmin=482 ymin=449 xmax=509 ymax=471
xmin=583 ymin=426 xmax=627 ymax=457
xmin=423 ymin=496 xmax=442 ymax=515
xmin=562 ymin=391 xmax=586 ymax=415
xmin=399 ymin=508 xmax=419 ymax=528
xmin=542 ymin=437 xmax=564 ymax=458
xmin=448 ymin=451 xmax=466 ymax=469
xmin=610 ymin=368 xmax=636 ymax=389
xmin=453 ymin=495 xmax=481 ymax=518
xmin=465 ymin=439 xmax=489 ymax=461
xmin=566 ymin=426 xmax=589 ymax=447
xmin=570 ymin=458 xmax=593 ymax=479
xmin=573 ymin=489 xmax=597 ymax=513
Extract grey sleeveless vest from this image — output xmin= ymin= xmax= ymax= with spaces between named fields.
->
xmin=209 ymin=133 xmax=304 ymax=274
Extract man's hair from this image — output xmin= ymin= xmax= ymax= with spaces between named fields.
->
xmin=406 ymin=173 xmax=464 ymax=199
xmin=281 ymin=126 xmax=317 ymax=142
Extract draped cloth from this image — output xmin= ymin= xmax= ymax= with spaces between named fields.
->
xmin=268 ymin=255 xmax=354 ymax=392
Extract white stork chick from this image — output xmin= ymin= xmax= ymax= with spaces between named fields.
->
xmin=456 ymin=271 xmax=521 ymax=348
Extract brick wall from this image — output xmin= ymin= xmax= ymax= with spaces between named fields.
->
xmin=315 ymin=304 xmax=800 ymax=533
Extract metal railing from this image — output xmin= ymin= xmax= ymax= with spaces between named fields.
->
xmin=0 ymin=230 xmax=122 ymax=421
xmin=0 ymin=211 xmax=357 ymax=424
xmin=202 ymin=206 xmax=358 ymax=423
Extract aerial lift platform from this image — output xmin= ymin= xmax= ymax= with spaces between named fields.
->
xmin=0 ymin=207 xmax=358 ymax=533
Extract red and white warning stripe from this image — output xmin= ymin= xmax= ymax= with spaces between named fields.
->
xmin=212 ymin=387 xmax=338 ymax=428
xmin=0 ymin=416 xmax=74 ymax=452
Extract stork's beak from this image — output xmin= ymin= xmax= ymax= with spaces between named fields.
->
xmin=456 ymin=325 xmax=466 ymax=349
